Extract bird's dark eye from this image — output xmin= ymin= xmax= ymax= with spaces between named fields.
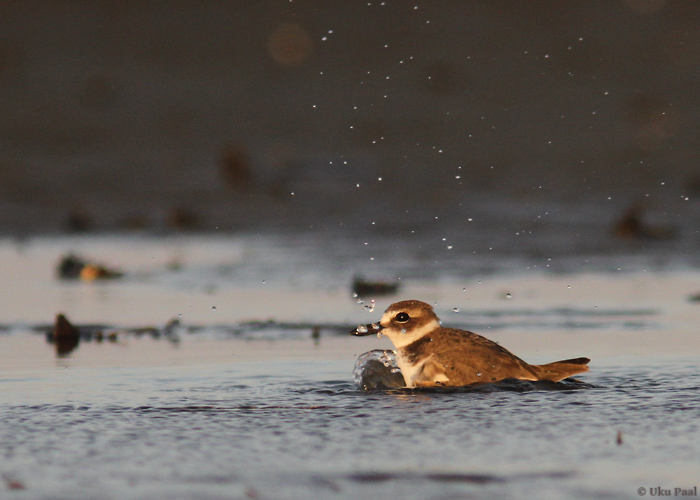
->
xmin=395 ymin=312 xmax=410 ymax=323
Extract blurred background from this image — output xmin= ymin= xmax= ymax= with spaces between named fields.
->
xmin=1 ymin=1 xmax=699 ymax=244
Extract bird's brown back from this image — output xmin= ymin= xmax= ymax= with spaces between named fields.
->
xmin=399 ymin=328 xmax=539 ymax=385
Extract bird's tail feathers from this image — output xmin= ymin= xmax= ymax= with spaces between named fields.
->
xmin=533 ymin=357 xmax=590 ymax=382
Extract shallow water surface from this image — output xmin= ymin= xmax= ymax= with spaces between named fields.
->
xmin=2 ymin=335 xmax=699 ymax=500
xmin=1 ymin=235 xmax=700 ymax=499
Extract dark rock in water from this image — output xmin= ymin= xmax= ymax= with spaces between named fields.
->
xmin=56 ymin=254 xmax=123 ymax=281
xmin=612 ymin=203 xmax=675 ymax=240
xmin=311 ymin=325 xmax=321 ymax=344
xmin=45 ymin=315 xmax=116 ymax=354
xmin=160 ymin=318 xmax=181 ymax=345
xmin=166 ymin=207 xmax=200 ymax=230
xmin=43 ymin=316 xmax=186 ymax=356
xmin=57 ymin=254 xmax=87 ymax=279
xmin=352 ymin=275 xmax=399 ymax=298
xmin=50 ymin=313 xmax=80 ymax=357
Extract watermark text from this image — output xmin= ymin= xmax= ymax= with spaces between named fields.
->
xmin=638 ymin=486 xmax=698 ymax=497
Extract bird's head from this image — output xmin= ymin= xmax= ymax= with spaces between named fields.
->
xmin=349 ymin=300 xmax=441 ymax=348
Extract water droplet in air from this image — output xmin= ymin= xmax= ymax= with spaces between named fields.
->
xmin=212 ymin=306 xmax=216 ymax=311
xmin=506 ymin=293 xmax=512 ymax=299
xmin=452 ymin=307 xmax=459 ymax=313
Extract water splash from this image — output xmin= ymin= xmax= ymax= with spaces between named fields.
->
xmin=353 ymin=349 xmax=405 ymax=390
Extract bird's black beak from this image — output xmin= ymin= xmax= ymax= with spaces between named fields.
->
xmin=349 ymin=322 xmax=383 ymax=336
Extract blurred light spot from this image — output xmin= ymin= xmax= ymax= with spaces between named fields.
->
xmin=268 ymin=23 xmax=313 ymax=67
